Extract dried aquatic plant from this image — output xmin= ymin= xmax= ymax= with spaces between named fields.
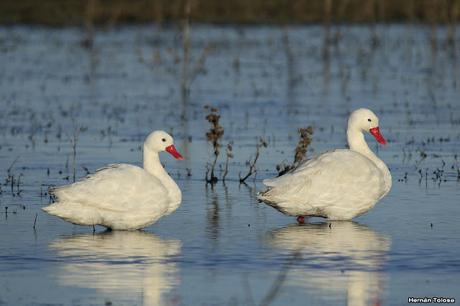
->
xmin=239 ymin=138 xmax=267 ymax=183
xmin=68 ymin=124 xmax=88 ymax=182
xmin=293 ymin=126 xmax=314 ymax=165
xmin=222 ymin=143 xmax=233 ymax=182
xmin=205 ymin=106 xmax=224 ymax=183
xmin=277 ymin=126 xmax=314 ymax=176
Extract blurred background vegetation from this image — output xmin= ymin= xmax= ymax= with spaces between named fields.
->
xmin=1 ymin=0 xmax=459 ymax=26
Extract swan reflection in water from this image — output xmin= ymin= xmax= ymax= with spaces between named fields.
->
xmin=266 ymin=222 xmax=390 ymax=306
xmin=49 ymin=231 xmax=181 ymax=306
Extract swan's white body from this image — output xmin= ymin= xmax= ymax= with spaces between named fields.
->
xmin=258 ymin=108 xmax=392 ymax=220
xmin=43 ymin=131 xmax=183 ymax=230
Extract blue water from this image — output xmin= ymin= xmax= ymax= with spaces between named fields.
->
xmin=0 ymin=24 xmax=459 ymax=305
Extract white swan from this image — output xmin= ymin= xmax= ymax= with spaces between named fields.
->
xmin=258 ymin=108 xmax=391 ymax=221
xmin=43 ymin=130 xmax=184 ymax=230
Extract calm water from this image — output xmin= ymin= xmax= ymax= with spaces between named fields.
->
xmin=0 ymin=24 xmax=459 ymax=306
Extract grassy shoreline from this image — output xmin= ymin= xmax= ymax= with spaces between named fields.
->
xmin=1 ymin=0 xmax=460 ymax=26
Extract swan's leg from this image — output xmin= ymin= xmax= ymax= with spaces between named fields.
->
xmin=296 ymin=216 xmax=305 ymax=224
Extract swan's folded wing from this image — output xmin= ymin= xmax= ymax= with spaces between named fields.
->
xmin=50 ymin=164 xmax=169 ymax=213
xmin=259 ymin=150 xmax=384 ymax=208
xmin=262 ymin=153 xmax=325 ymax=187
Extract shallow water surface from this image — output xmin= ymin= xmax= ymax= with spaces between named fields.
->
xmin=0 ymin=24 xmax=459 ymax=306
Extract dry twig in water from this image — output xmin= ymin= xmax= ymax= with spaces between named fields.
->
xmin=222 ymin=143 xmax=233 ymax=182
xmin=68 ymin=124 xmax=88 ymax=183
xmin=239 ymin=138 xmax=267 ymax=183
xmin=205 ymin=106 xmax=224 ymax=184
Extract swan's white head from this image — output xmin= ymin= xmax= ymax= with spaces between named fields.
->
xmin=144 ymin=130 xmax=184 ymax=160
xmin=348 ymin=108 xmax=386 ymax=145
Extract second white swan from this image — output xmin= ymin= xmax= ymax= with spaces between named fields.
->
xmin=258 ymin=108 xmax=392 ymax=222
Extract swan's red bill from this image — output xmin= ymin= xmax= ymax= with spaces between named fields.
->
xmin=369 ymin=127 xmax=386 ymax=145
xmin=165 ymin=145 xmax=184 ymax=160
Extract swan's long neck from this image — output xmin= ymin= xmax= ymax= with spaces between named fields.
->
xmin=347 ymin=127 xmax=392 ymax=193
xmin=143 ymin=145 xmax=182 ymax=213
xmin=347 ymin=128 xmax=379 ymax=164
xmin=144 ymin=146 xmax=167 ymax=178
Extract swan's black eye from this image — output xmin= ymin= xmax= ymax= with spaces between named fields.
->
xmin=368 ymin=118 xmax=372 ymax=122
xmin=162 ymin=138 xmax=166 ymax=142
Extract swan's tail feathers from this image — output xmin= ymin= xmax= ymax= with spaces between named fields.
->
xmin=262 ymin=178 xmax=278 ymax=187
xmin=257 ymin=188 xmax=277 ymax=205
xmin=48 ymin=185 xmax=72 ymax=202
xmin=256 ymin=189 xmax=267 ymax=202
xmin=42 ymin=202 xmax=99 ymax=226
